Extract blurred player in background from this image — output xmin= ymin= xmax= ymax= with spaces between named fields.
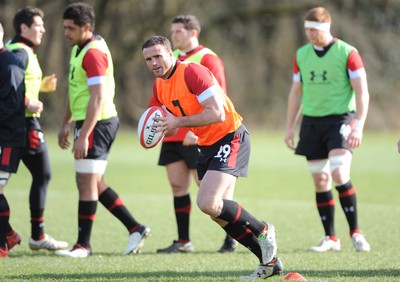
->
xmin=284 ymin=6 xmax=370 ymax=252
xmin=56 ymin=2 xmax=149 ymax=258
xmin=153 ymin=15 xmax=237 ymax=254
xmin=142 ymin=35 xmax=282 ymax=279
xmin=0 ymin=22 xmax=26 ymax=258
xmin=6 ymin=6 xmax=68 ymax=252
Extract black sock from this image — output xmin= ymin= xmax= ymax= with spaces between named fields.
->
xmin=77 ymin=200 xmax=97 ymax=248
xmin=99 ymin=187 xmax=140 ymax=234
xmin=30 ymin=209 xmax=44 ymax=240
xmin=217 ymin=199 xmax=265 ymax=235
xmin=336 ymin=181 xmax=358 ymax=232
xmin=0 ymin=194 xmax=10 ymax=247
xmin=174 ymin=194 xmax=191 ymax=242
xmin=316 ymin=191 xmax=335 ymax=236
xmin=223 ymin=223 xmax=262 ymax=263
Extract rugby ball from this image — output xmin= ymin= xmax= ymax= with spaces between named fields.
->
xmin=137 ymin=106 xmax=166 ymax=149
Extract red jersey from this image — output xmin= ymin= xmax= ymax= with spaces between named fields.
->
xmin=150 ymin=61 xmax=242 ymax=146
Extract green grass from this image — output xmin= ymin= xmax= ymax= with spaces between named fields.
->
xmin=1 ymin=130 xmax=399 ymax=281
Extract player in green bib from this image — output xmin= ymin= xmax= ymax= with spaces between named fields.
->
xmin=284 ymin=7 xmax=371 ymax=253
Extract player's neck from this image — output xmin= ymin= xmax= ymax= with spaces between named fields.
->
xmin=321 ymin=35 xmax=334 ymax=47
xmin=181 ymin=39 xmax=199 ymax=54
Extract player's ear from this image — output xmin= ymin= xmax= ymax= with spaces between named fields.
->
xmin=191 ymin=29 xmax=198 ymax=38
xmin=84 ymin=23 xmax=91 ymax=32
xmin=20 ymin=23 xmax=29 ymax=33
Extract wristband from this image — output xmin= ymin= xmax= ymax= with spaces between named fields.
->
xmin=353 ymin=119 xmax=364 ymax=131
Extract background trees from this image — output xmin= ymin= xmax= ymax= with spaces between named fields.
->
xmin=1 ymin=0 xmax=399 ymax=130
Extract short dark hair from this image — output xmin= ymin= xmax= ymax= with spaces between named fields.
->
xmin=142 ymin=35 xmax=172 ymax=51
xmin=13 ymin=6 xmax=44 ymax=34
xmin=172 ymin=15 xmax=201 ymax=34
xmin=63 ymin=2 xmax=95 ymax=32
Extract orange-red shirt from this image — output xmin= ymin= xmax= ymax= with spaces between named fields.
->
xmin=150 ymin=61 xmax=242 ymax=146
xmin=151 ymin=45 xmax=227 ymax=143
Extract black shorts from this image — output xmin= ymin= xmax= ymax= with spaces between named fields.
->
xmin=23 ymin=117 xmax=47 ymax=155
xmin=0 ymin=146 xmax=23 ymax=173
xmin=74 ymin=116 xmax=119 ymax=160
xmin=295 ymin=113 xmax=354 ymax=160
xmin=197 ymin=124 xmax=250 ymax=181
xmin=158 ymin=142 xmax=199 ymax=169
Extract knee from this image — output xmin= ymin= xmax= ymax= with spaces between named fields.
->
xmin=196 ymin=197 xmax=210 ymax=214
xmin=196 ymin=197 xmax=222 ymax=217
xmin=329 ymin=155 xmax=351 ymax=185
xmin=43 ymin=169 xmax=51 ymax=184
xmin=331 ymin=168 xmax=350 ymax=185
xmin=170 ymin=182 xmax=188 ymax=196
xmin=33 ymin=168 xmax=51 ymax=185
xmin=313 ymin=173 xmax=331 ymax=192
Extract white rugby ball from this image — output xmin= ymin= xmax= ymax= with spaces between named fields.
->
xmin=137 ymin=106 xmax=166 ymax=149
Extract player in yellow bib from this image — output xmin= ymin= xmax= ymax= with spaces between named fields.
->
xmin=56 ymin=2 xmax=149 ymax=258
xmin=6 ymin=6 xmax=67 ymax=253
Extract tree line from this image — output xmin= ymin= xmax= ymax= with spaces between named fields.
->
xmin=1 ymin=0 xmax=399 ymax=130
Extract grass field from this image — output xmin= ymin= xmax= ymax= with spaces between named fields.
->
xmin=1 ymin=130 xmax=399 ymax=281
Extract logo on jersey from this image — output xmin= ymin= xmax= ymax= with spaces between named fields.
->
xmin=310 ymin=70 xmax=328 ymax=82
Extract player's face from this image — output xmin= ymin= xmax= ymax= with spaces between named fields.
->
xmin=143 ymin=44 xmax=174 ymax=79
xmin=170 ymin=23 xmax=193 ymax=51
xmin=305 ymin=28 xmax=329 ymax=47
xmin=21 ymin=16 xmax=45 ymax=46
xmin=63 ymin=19 xmax=91 ymax=46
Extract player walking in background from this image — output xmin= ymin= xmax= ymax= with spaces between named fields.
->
xmin=56 ymin=2 xmax=149 ymax=258
xmin=142 ymin=35 xmax=282 ymax=279
xmin=284 ymin=6 xmax=371 ymax=252
xmin=6 ymin=6 xmax=68 ymax=252
xmin=0 ymin=22 xmax=26 ymax=258
xmin=153 ymin=14 xmax=237 ymax=254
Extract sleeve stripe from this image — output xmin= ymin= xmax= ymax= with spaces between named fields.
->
xmin=348 ymin=68 xmax=366 ymax=79
xmin=87 ymin=76 xmax=106 ymax=86
xmin=197 ymin=85 xmax=217 ymax=103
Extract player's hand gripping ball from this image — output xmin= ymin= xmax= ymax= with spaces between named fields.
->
xmin=137 ymin=106 xmax=166 ymax=149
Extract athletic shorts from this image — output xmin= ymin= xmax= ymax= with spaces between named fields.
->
xmin=0 ymin=146 xmax=23 ymax=173
xmin=158 ymin=142 xmax=199 ymax=169
xmin=295 ymin=113 xmax=354 ymax=160
xmin=23 ymin=117 xmax=47 ymax=155
xmin=74 ymin=116 xmax=119 ymax=160
xmin=197 ymin=124 xmax=250 ymax=181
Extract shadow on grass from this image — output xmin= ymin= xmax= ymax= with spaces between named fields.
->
xmin=4 ymin=270 xmax=246 ymax=281
xmin=4 ymin=269 xmax=400 ymax=281
xmin=290 ymin=269 xmax=400 ymax=278
xmin=9 ymin=249 xmax=249 ymax=258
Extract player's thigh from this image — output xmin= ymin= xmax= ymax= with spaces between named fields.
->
xmin=166 ymin=160 xmax=192 ymax=194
